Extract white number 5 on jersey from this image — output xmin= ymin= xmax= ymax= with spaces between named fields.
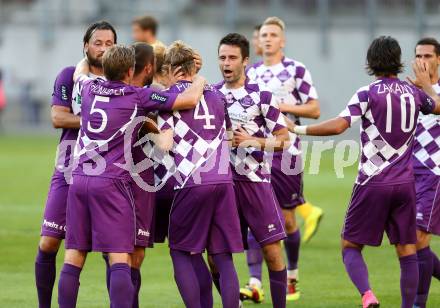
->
xmin=87 ymin=95 xmax=109 ymax=133
xmin=194 ymin=96 xmax=215 ymax=129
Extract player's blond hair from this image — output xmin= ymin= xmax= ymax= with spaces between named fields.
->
xmin=102 ymin=44 xmax=135 ymax=81
xmin=263 ymin=16 xmax=285 ymax=31
xmin=163 ymin=40 xmax=196 ymax=76
xmin=154 ymin=44 xmax=166 ymax=75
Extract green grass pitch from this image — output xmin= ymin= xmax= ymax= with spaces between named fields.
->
xmin=0 ymin=135 xmax=438 ymax=307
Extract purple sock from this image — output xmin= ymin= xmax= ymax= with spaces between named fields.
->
xmin=109 ymin=263 xmax=134 ymax=308
xmin=246 ymin=232 xmax=263 ymax=281
xmin=342 ymin=248 xmax=370 ymax=295
xmin=102 ymin=254 xmax=110 ymax=295
xmin=415 ymin=247 xmax=433 ymax=308
xmin=212 ymin=253 xmax=239 ymax=308
xmin=58 ymin=263 xmax=82 ymax=308
xmin=131 ymin=267 xmax=141 ymax=308
xmin=35 ymin=248 xmax=57 ymax=308
xmin=399 ymin=254 xmax=419 ymax=308
xmin=191 ymin=254 xmax=213 ymax=308
xmin=284 ymin=230 xmax=300 ymax=271
xmin=268 ymin=268 xmax=287 ymax=308
xmin=170 ymin=249 xmax=201 ymax=308
xmin=211 ymin=272 xmax=221 ymax=295
xmin=432 ymin=250 xmax=440 ymax=280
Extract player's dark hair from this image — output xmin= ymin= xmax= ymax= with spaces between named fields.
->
xmin=132 ymin=15 xmax=158 ymax=35
xmin=83 ymin=20 xmax=117 ymax=46
xmin=163 ymin=41 xmax=196 ymax=77
xmin=132 ymin=42 xmax=155 ymax=76
xmin=218 ymin=33 xmax=250 ymax=60
xmin=102 ymin=45 xmax=135 ymax=81
xmin=254 ymin=24 xmax=262 ymax=31
xmin=416 ymin=37 xmax=440 ymax=56
xmin=366 ymin=36 xmax=403 ymax=77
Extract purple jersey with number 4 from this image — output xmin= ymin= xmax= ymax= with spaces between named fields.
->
xmin=158 ymin=81 xmax=233 ymax=189
xmin=339 ymin=77 xmax=435 ymax=185
xmin=73 ymin=75 xmax=178 ymax=180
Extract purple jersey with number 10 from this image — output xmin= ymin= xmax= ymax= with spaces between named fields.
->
xmin=72 ymin=75 xmax=178 ymax=180
xmin=339 ymin=77 xmax=435 ymax=186
xmin=158 ymin=80 xmax=233 ymax=189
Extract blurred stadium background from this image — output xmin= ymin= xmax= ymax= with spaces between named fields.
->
xmin=0 ymin=0 xmax=440 ymax=307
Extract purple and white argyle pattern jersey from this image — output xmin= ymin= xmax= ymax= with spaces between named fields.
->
xmin=157 ymin=81 xmax=232 ymax=189
xmin=413 ymin=82 xmax=440 ymax=175
xmin=339 ymin=78 xmax=435 ymax=185
xmin=216 ymin=79 xmax=286 ymax=182
xmin=247 ymin=57 xmax=318 ymax=155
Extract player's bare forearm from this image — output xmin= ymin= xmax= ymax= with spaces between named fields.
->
xmin=233 ymin=127 xmax=288 ymax=151
xmin=289 ymin=117 xmax=349 ymax=136
xmin=51 ymin=106 xmax=80 ymax=129
xmin=172 ymin=75 xmax=206 ymax=110
xmin=279 ymin=99 xmax=320 ymax=119
xmin=73 ymin=58 xmax=90 ymax=82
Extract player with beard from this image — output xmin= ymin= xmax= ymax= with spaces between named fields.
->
xmin=58 ymin=45 xmax=206 ymax=308
xmin=34 ymin=20 xmax=116 ymax=308
xmin=411 ymin=37 xmax=440 ymax=308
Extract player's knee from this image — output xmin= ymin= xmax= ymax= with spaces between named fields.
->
xmin=109 ymin=252 xmax=130 ymax=266
xmin=131 ymin=247 xmax=146 ymax=269
xmin=416 ymin=230 xmax=431 ymax=250
xmin=396 ymin=244 xmax=417 ymax=257
xmin=262 ymin=242 xmax=284 ymax=270
xmin=64 ymin=249 xmax=87 ymax=268
xmin=39 ymin=236 xmax=61 ymax=253
xmin=341 ymin=239 xmax=363 ymax=250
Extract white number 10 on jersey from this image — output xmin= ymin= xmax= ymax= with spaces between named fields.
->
xmin=386 ymin=92 xmax=416 ymax=133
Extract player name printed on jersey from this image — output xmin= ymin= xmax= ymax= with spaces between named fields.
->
xmin=413 ymin=81 xmax=440 ymax=175
xmin=247 ymin=57 xmax=318 ymax=156
xmin=157 ymin=81 xmax=232 ymax=189
xmin=339 ymin=77 xmax=435 ymax=185
xmin=216 ymin=79 xmax=287 ymax=182
xmin=72 ymin=75 xmax=177 ymax=181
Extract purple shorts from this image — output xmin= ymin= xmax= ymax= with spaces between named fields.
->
xmin=169 ymin=183 xmax=243 ymax=254
xmin=234 ymin=181 xmax=286 ymax=248
xmin=415 ymin=173 xmax=440 ymax=235
xmin=132 ymin=182 xmax=155 ymax=248
xmin=271 ymin=153 xmax=305 ymax=209
xmin=342 ymin=182 xmax=417 ymax=246
xmin=41 ymin=171 xmax=69 ymax=239
xmin=154 ymin=184 xmax=174 ymax=243
xmin=66 ymin=175 xmax=135 ymax=253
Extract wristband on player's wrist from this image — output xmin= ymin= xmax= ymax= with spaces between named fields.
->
xmin=293 ymin=125 xmax=307 ymax=135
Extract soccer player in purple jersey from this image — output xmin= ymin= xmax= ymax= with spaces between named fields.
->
xmin=409 ymin=38 xmax=440 ymax=308
xmin=57 ymin=45 xmax=206 ymax=308
xmin=287 ymin=36 xmax=440 ymax=308
xmin=216 ymin=33 xmax=290 ymax=308
xmin=34 ymin=21 xmax=116 ymax=308
xmin=128 ymin=42 xmax=157 ymax=308
xmin=246 ymin=16 xmax=322 ymax=301
xmin=157 ymin=41 xmax=244 ymax=308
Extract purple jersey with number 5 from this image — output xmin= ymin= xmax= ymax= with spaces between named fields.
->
xmin=157 ymin=81 xmax=233 ymax=189
xmin=339 ymin=77 xmax=434 ymax=185
xmin=73 ymin=75 xmax=178 ymax=180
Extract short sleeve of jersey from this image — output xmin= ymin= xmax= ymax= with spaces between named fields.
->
xmin=338 ymin=86 xmax=369 ymax=126
xmin=139 ymin=87 xmax=178 ymax=113
xmin=260 ymin=90 xmax=287 ymax=133
xmin=417 ymin=88 xmax=436 ymax=115
xmin=51 ymin=66 xmax=75 ymax=107
xmin=294 ymin=63 xmax=318 ymax=103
